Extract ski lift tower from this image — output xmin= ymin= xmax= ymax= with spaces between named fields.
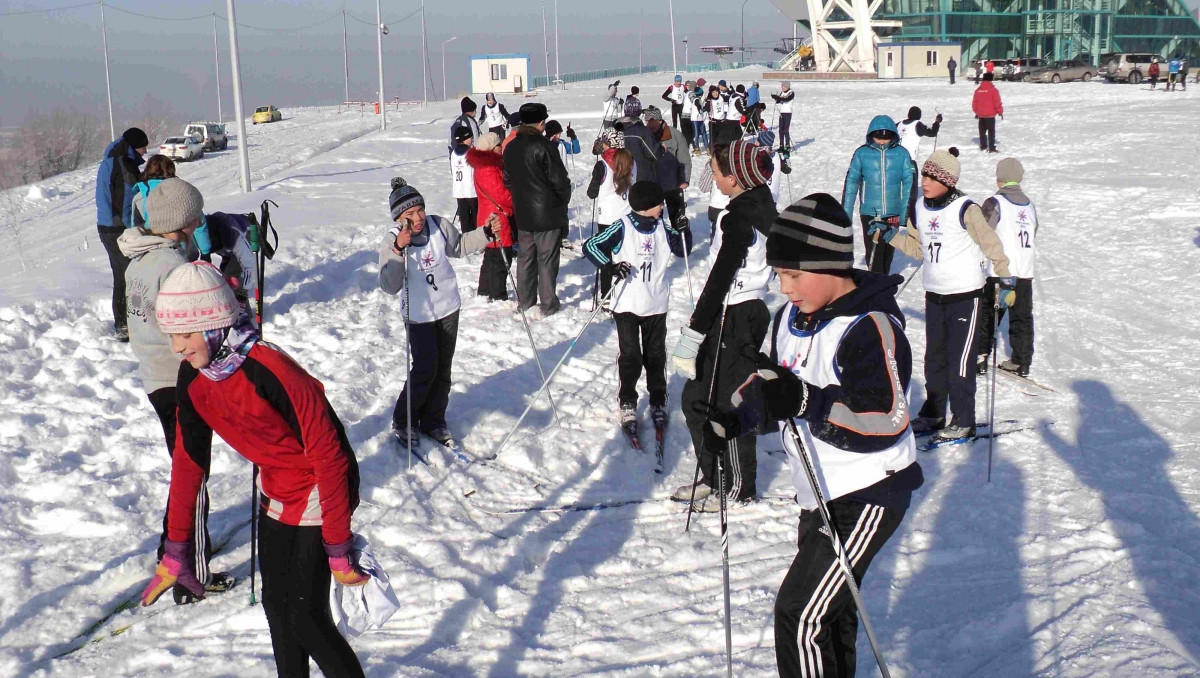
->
xmin=701 ymin=45 xmax=736 ymax=70
xmin=766 ymin=0 xmax=900 ymax=73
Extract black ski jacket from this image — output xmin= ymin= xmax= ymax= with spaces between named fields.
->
xmin=502 ymin=125 xmax=571 ymax=233
xmin=689 ymin=184 xmax=777 ymax=334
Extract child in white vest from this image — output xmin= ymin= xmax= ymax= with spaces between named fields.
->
xmin=583 ymin=181 xmax=690 ymax=437
xmin=975 ymin=157 xmax=1037 ymax=376
xmin=379 ymin=177 xmax=492 ymax=450
xmin=449 ymin=126 xmax=478 ymax=233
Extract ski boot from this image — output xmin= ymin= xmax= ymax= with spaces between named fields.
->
xmin=998 ymin=360 xmax=1029 ymax=377
xmin=910 ymin=416 xmax=945 ymax=434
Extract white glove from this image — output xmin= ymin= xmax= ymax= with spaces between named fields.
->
xmin=671 ymin=326 xmax=705 ymax=380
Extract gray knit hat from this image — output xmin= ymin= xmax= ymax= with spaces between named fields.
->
xmin=389 ymin=177 xmax=424 ymax=220
xmin=768 ymin=193 xmax=854 ymax=272
xmin=145 ymin=178 xmax=204 ymax=235
xmin=996 ymin=157 xmax=1024 ymax=184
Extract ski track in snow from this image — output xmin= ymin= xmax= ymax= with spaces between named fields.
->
xmin=1 ymin=72 xmax=1198 ymax=677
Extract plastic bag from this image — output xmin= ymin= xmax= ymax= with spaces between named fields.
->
xmin=329 ymin=534 xmax=401 ymax=637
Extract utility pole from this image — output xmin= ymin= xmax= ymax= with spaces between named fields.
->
xmin=554 ymin=0 xmax=560 ymax=83
xmin=376 ymin=0 xmax=387 ymax=130
xmin=684 ymin=36 xmax=689 ymax=68
xmin=669 ymin=0 xmax=677 ymax=73
xmin=342 ymin=6 xmax=350 ymax=103
xmin=638 ymin=11 xmax=643 ymax=72
xmin=541 ymin=0 xmax=550 ymax=86
xmin=226 ymin=0 xmax=251 ymax=192
xmin=99 ymin=1 xmax=115 ymax=141
xmin=421 ymin=0 xmax=429 ymax=107
xmin=213 ymin=14 xmax=223 ymax=122
xmin=442 ymin=36 xmax=457 ymax=102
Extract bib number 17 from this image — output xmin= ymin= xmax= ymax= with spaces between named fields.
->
xmin=927 ymin=241 xmax=942 ymax=263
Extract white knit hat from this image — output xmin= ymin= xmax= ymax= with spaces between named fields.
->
xmin=156 ymin=262 xmax=239 ymax=334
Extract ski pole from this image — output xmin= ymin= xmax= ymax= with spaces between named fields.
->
xmin=685 ymin=286 xmax=733 ymax=533
xmin=987 ymin=282 xmax=1000 ymax=483
xmin=896 ymin=260 xmax=923 ymax=297
xmin=784 ymin=418 xmax=892 ymax=678
xmin=488 ymin=277 xmax=630 ymax=461
xmin=717 ymin=452 xmax=734 ymax=678
xmin=501 ymin=233 xmax=561 ymax=425
xmin=681 ymin=230 xmax=696 ymax=311
xmin=590 ymin=198 xmax=599 ymax=312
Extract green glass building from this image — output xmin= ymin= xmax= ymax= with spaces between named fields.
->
xmin=873 ymin=0 xmax=1200 ymax=65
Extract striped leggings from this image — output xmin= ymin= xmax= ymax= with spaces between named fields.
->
xmin=775 ymin=499 xmax=905 ymax=677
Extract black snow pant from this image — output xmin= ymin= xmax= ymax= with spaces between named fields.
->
xmin=709 ymin=121 xmax=722 ymax=149
xmin=671 ymin=102 xmax=684 ymax=129
xmin=978 ymin=117 xmax=997 ymax=152
xmin=679 ymin=117 xmax=695 ymax=150
xmin=949 ymin=70 xmax=956 ymax=85
xmin=516 ymin=229 xmax=562 ymax=314
xmin=488 ymin=125 xmax=506 ymax=137
xmin=456 ymin=197 xmax=478 ymax=233
xmin=98 ymin=225 xmax=129 ymax=333
xmin=393 ymin=310 xmax=459 ymax=434
xmin=681 ymin=299 xmax=770 ymax=501
xmin=708 ymin=207 xmax=722 ymax=242
xmin=149 ymin=387 xmax=212 ymax=584
xmin=775 ymin=500 xmax=906 ymax=678
xmin=778 ymin=112 xmax=792 ymax=149
xmin=975 ymin=277 xmax=1034 ymax=369
xmin=258 ymin=515 xmax=365 ymax=678
xmin=477 ymin=245 xmax=514 ymax=301
xmin=919 ymin=291 xmax=981 ymax=429
xmin=664 ymin=188 xmax=687 ymax=230
xmin=615 ymin=312 xmax=668 ymax=408
xmin=859 ymin=214 xmax=896 ymax=274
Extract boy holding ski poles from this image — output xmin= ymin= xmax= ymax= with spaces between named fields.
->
xmin=712 ymin=192 xmax=923 ymax=678
xmin=583 ymin=181 xmax=691 ymax=452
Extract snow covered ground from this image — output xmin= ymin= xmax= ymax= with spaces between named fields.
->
xmin=1 ymin=70 xmax=1199 ymax=677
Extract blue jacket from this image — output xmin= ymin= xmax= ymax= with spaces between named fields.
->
xmin=841 ymin=115 xmax=914 ymax=220
xmin=746 ymin=85 xmax=760 ymax=108
xmin=1168 ymin=59 xmax=1181 ymax=74
xmin=95 ymin=139 xmax=144 ymax=228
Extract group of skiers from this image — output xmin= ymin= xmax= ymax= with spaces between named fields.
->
xmin=1149 ymin=55 xmax=1191 ymax=90
xmin=90 ymin=62 xmax=1045 ymax=675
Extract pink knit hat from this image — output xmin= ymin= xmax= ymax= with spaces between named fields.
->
xmin=156 ymin=262 xmax=239 ymax=334
xmin=728 ymin=139 xmax=773 ymax=190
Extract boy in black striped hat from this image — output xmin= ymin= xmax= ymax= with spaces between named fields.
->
xmin=712 ymin=192 xmax=924 ymax=677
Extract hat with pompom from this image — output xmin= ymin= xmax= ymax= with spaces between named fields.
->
xmin=389 ymin=177 xmax=424 ymax=220
xmin=922 ymin=147 xmax=961 ymax=188
xmin=156 ymin=261 xmax=239 ymax=334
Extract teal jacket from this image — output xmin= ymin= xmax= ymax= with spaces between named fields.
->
xmin=841 ymin=115 xmax=915 ymax=221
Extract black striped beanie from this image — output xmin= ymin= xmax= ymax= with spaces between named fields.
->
xmin=728 ymin=139 xmax=773 ymax=190
xmin=767 ymin=193 xmax=854 ymax=271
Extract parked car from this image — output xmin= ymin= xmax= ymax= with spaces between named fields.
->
xmin=253 ymin=106 xmax=282 ymax=124
xmin=1027 ymin=59 xmax=1095 ymax=83
xmin=1001 ymin=57 xmax=1044 ymax=81
xmin=1099 ymin=52 xmax=1165 ymax=84
xmin=184 ymin=122 xmax=227 ymax=151
xmin=159 ymin=135 xmax=204 ymax=161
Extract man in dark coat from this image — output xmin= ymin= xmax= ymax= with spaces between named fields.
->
xmin=502 ymin=102 xmax=572 ymax=316
xmin=95 ymin=126 xmax=148 ymax=341
xmin=948 ymin=56 xmax=958 ymax=84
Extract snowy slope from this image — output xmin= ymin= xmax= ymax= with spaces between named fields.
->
xmin=2 ymin=71 xmax=1199 ymax=677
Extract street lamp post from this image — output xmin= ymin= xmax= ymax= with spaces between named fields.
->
xmin=442 ymin=36 xmax=458 ymax=102
xmin=376 ymin=0 xmax=386 ymax=131
xmin=541 ymin=0 xmax=550 ymax=86
xmin=99 ymin=1 xmax=115 ymax=141
xmin=226 ymin=0 xmax=251 ymax=192
xmin=741 ymin=0 xmax=750 ymax=62
xmin=554 ymin=0 xmax=560 ymax=82
xmin=669 ymin=0 xmax=677 ymax=73
xmin=683 ymin=36 xmax=689 ymax=68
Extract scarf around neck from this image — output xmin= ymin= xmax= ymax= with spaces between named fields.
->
xmin=200 ymin=310 xmax=260 ymax=382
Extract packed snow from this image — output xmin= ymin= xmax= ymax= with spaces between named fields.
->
xmin=1 ymin=70 xmax=1198 ymax=677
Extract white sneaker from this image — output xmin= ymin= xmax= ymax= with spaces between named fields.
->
xmin=672 ymin=482 xmax=712 ymax=501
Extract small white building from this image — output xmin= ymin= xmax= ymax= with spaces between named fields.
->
xmin=470 ymin=54 xmax=530 ymax=94
xmin=877 ymin=41 xmax=962 ymax=79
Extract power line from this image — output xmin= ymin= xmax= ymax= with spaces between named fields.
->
xmin=105 ymin=3 xmax=211 ymax=22
xmin=0 ymin=1 xmax=93 ymax=17
xmin=220 ymin=9 xmax=344 ymax=33
xmin=346 ymin=6 xmax=422 ymax=28
xmin=4 ymin=1 xmax=346 ymax=33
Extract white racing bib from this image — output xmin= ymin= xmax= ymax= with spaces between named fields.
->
xmin=402 ymin=217 xmax=462 ymax=323
xmin=450 ymin=151 xmax=476 ymax=199
xmin=610 ymin=216 xmax=674 ymax=316
xmin=711 ymin=210 xmax=771 ymax=306
xmin=916 ymin=194 xmax=985 ymax=295
xmin=988 ymin=195 xmax=1036 ymax=278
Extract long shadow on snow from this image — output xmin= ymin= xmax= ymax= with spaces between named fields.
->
xmin=1041 ymin=380 xmax=1200 ymax=663
xmin=256 ymin=156 xmax=446 ymax=191
xmin=871 ymin=450 xmax=1032 ymax=676
xmin=268 ymin=249 xmax=377 ymax=317
xmin=485 ymin=433 xmax=646 ymax=677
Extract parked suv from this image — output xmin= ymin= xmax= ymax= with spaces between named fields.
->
xmin=1001 ymin=57 xmax=1043 ymax=81
xmin=184 ymin=122 xmax=227 ymax=151
xmin=1099 ymin=52 xmax=1164 ymax=84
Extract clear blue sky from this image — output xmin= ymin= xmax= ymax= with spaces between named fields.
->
xmin=0 ymin=0 xmax=797 ymax=126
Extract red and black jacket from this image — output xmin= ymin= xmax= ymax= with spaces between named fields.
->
xmin=167 ymin=343 xmax=360 ymax=546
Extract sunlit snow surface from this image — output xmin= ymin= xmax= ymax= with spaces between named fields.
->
xmin=1 ymin=73 xmax=1198 ymax=677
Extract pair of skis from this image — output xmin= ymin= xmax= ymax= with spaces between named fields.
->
xmin=916 ymin=420 xmax=1054 ymax=452
xmin=621 ymin=412 xmax=666 ymax=474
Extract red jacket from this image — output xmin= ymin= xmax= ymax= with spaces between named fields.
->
xmin=167 ymin=343 xmax=359 ymax=546
xmin=1149 ymin=62 xmax=1160 ymax=77
xmin=972 ymin=81 xmax=1004 ymax=118
xmin=467 ymin=148 xmax=514 ymax=247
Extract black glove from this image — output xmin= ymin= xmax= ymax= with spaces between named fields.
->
xmin=734 ymin=350 xmax=813 ymax=422
xmin=693 ymin=400 xmax=743 ymax=440
xmin=614 ymin=261 xmax=634 ymax=279
xmin=614 ymin=80 xmax=621 ymax=87
xmin=566 ymin=124 xmax=576 ymax=141
xmin=935 ymin=113 xmax=944 ymax=123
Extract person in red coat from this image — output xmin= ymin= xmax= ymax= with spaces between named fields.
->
xmin=469 ymin=131 xmax=516 ymax=301
xmin=972 ymin=73 xmax=1004 ymax=153
xmin=140 ymin=261 xmax=367 ymax=678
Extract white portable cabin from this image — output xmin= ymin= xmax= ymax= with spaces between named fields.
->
xmin=470 ymin=54 xmax=531 ymax=94
xmin=876 ymin=42 xmax=962 ymax=79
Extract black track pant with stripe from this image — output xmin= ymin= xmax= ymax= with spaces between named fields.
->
xmin=775 ymin=500 xmax=905 ymax=678
xmin=149 ymin=387 xmax=212 ymax=584
xmin=975 ymin=277 xmax=1034 ymax=369
xmin=615 ymin=311 xmax=668 ymax=409
xmin=918 ymin=291 xmax=980 ymax=428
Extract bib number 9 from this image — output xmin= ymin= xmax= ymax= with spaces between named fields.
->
xmin=425 ymin=273 xmax=438 ymax=290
